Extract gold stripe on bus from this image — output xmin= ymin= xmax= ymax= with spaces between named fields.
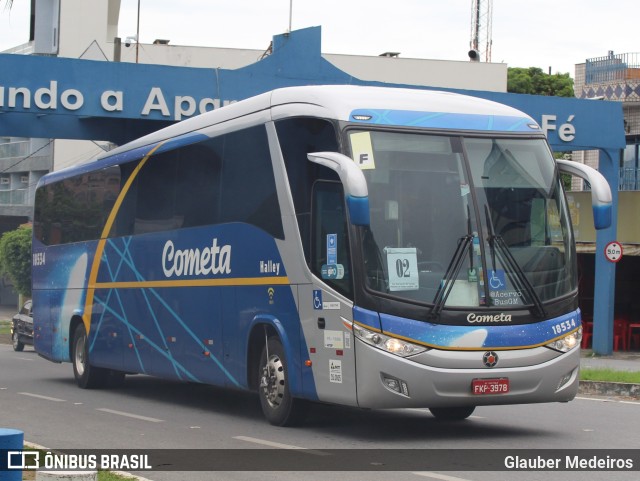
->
xmin=91 ymin=277 xmax=290 ymax=289
xmin=82 ymin=142 xmax=166 ymax=334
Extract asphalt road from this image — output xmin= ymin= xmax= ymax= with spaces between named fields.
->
xmin=1 ymin=343 xmax=639 ymax=481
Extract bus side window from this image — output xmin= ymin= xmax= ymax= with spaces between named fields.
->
xmin=34 ymin=166 xmax=122 ymax=245
xmin=112 ymin=137 xmax=224 ymax=237
xmin=219 ymin=126 xmax=284 ymax=239
xmin=311 ymin=181 xmax=353 ymax=299
xmin=174 ymin=143 xmax=222 ymax=229
xmin=275 ymin=117 xmax=341 ymax=260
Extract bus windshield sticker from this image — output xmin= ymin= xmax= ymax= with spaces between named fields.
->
xmin=488 ymin=269 xmax=506 ymax=291
xmin=385 ymin=247 xmax=419 ymax=291
xmin=350 ymin=131 xmax=376 ymax=170
xmin=321 ymin=263 xmax=344 ymax=280
xmin=327 ymin=234 xmax=337 ymax=265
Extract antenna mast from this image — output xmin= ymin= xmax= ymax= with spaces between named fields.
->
xmin=469 ymin=0 xmax=493 ymax=62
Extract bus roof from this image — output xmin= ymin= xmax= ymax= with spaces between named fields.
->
xmin=100 ymin=85 xmax=537 ymax=159
xmin=41 ymin=85 xmax=538 ymax=185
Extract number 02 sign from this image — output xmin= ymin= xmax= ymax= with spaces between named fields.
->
xmin=604 ymin=241 xmax=623 ymax=263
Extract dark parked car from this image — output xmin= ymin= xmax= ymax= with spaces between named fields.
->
xmin=11 ymin=300 xmax=33 ymax=351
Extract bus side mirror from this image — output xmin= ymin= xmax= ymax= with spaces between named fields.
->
xmin=556 ymin=159 xmax=612 ymax=230
xmin=307 ymin=152 xmax=370 ymax=226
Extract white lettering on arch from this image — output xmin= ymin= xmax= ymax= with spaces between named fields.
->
xmin=101 ymin=90 xmax=124 ymax=112
xmin=142 ymin=87 xmax=170 ymax=117
xmin=60 ymin=89 xmax=84 ymax=110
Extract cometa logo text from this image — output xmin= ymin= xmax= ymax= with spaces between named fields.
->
xmin=162 ymin=238 xmax=231 ymax=277
xmin=467 ymin=313 xmax=512 ymax=323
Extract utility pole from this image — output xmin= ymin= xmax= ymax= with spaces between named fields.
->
xmin=469 ymin=0 xmax=493 ymax=62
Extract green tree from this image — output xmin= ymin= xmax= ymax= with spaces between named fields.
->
xmin=507 ymin=67 xmax=574 ymax=97
xmin=0 ymin=226 xmax=32 ymax=297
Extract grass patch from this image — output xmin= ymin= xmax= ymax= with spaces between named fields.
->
xmin=580 ymin=368 xmax=640 ymax=383
xmin=0 ymin=319 xmax=11 ymax=335
xmin=98 ymin=472 xmax=138 ymax=481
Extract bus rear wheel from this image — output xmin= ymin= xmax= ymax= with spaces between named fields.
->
xmin=72 ymin=322 xmax=108 ymax=389
xmin=429 ymin=406 xmax=475 ymax=420
xmin=257 ymin=337 xmax=307 ymax=426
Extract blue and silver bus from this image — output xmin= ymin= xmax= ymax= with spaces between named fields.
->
xmin=32 ymin=85 xmax=612 ymax=425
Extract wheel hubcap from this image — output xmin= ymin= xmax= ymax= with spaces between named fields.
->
xmin=260 ymin=354 xmax=285 ymax=408
xmin=75 ymin=336 xmax=86 ymax=376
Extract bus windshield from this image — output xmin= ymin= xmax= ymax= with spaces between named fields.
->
xmin=351 ymin=130 xmax=575 ymax=311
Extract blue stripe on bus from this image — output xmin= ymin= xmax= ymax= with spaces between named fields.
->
xmin=353 ymin=306 xmax=581 ymax=350
xmin=350 ymin=109 xmax=539 ymax=132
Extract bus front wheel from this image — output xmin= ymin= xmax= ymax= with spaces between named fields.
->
xmin=429 ymin=406 xmax=476 ymax=420
xmin=257 ymin=337 xmax=307 ymax=426
xmin=72 ymin=323 xmax=108 ymax=389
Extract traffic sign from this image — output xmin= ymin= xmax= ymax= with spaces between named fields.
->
xmin=604 ymin=241 xmax=623 ymax=262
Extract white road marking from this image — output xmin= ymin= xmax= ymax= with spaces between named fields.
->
xmin=576 ymin=396 xmax=640 ymax=404
xmin=575 ymin=396 xmax=609 ymax=402
xmin=412 ymin=472 xmax=474 ymax=481
xmin=233 ymin=436 xmax=330 ymax=456
xmin=96 ymin=408 xmax=164 ymax=423
xmin=15 ymin=357 xmax=34 ymax=361
xmin=19 ymin=392 xmax=65 ymax=402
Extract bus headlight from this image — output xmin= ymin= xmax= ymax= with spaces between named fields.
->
xmin=353 ymin=323 xmax=428 ymax=357
xmin=546 ymin=327 xmax=582 ymax=353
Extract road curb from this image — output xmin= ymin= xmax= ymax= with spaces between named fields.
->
xmin=578 ymin=380 xmax=640 ymax=399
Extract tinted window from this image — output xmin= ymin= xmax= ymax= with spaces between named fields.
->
xmin=34 ymin=166 xmax=121 ymax=245
xmin=275 ymin=117 xmax=340 ymax=260
xmin=311 ymin=181 xmax=352 ymax=298
xmin=219 ymin=127 xmax=283 ymax=238
xmin=34 ymin=125 xmax=284 ymax=245
xmin=116 ymin=140 xmax=224 ymax=237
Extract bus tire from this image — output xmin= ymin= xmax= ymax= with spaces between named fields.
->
xmin=257 ymin=337 xmax=307 ymax=426
xmin=429 ymin=406 xmax=475 ymax=420
xmin=72 ymin=322 xmax=108 ymax=389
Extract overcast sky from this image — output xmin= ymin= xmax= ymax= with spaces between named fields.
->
xmin=1 ymin=0 xmax=638 ymax=76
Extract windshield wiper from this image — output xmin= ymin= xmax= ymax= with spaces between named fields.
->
xmin=484 ymin=205 xmax=546 ymax=318
xmin=429 ymin=233 xmax=473 ymax=320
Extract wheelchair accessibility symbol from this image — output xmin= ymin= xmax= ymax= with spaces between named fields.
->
xmin=313 ymin=289 xmax=323 ymax=310
xmin=489 ymin=269 xmax=506 ymax=290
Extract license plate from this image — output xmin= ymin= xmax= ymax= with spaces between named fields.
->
xmin=472 ymin=378 xmax=509 ymax=395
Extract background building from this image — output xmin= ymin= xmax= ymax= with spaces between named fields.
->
xmin=573 ymin=51 xmax=640 ymax=337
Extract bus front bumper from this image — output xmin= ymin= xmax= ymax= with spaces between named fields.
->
xmin=355 ymin=340 xmax=580 ymax=409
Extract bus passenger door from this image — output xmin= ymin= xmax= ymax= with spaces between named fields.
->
xmin=299 ymin=181 xmax=358 ymax=407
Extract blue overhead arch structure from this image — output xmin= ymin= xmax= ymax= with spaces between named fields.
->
xmin=0 ymin=26 xmax=625 ymax=354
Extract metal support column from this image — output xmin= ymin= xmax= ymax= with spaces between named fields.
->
xmin=592 ymin=148 xmax=619 ymax=355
